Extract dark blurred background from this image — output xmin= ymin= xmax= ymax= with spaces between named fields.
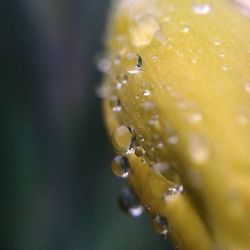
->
xmin=1 ymin=1 xmax=172 ymax=249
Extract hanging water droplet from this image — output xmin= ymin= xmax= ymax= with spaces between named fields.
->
xmin=163 ymin=185 xmax=183 ymax=201
xmin=130 ymin=13 xmax=160 ymax=47
xmin=111 ymin=156 xmax=129 ymax=178
xmin=112 ymin=125 xmax=135 ymax=154
xmin=142 ymin=89 xmax=151 ymax=97
xmin=135 ymin=146 xmax=146 ymax=157
xmin=192 ymin=3 xmax=211 ymax=14
xmin=126 ymin=53 xmax=143 ymax=74
xmin=153 ymin=215 xmax=168 ymax=238
xmin=244 ymin=82 xmax=250 ymax=93
xmin=109 ymin=96 xmax=122 ymax=112
xmin=118 ymin=187 xmax=144 ymax=218
xmin=187 ymin=135 xmax=210 ymax=165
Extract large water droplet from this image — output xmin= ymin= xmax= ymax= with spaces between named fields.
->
xmin=126 ymin=53 xmax=143 ymax=74
xmin=118 ymin=187 xmax=144 ymax=218
xmin=109 ymin=96 xmax=122 ymax=112
xmin=112 ymin=125 xmax=135 ymax=154
xmin=130 ymin=13 xmax=160 ymax=47
xmin=192 ymin=3 xmax=211 ymax=14
xmin=187 ymin=135 xmax=210 ymax=165
xmin=111 ymin=156 xmax=129 ymax=178
xmin=153 ymin=215 xmax=168 ymax=238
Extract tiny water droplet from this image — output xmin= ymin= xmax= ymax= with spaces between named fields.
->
xmin=130 ymin=13 xmax=160 ymax=47
xmin=135 ymin=146 xmax=146 ymax=157
xmin=167 ymin=134 xmax=179 ymax=145
xmin=188 ymin=112 xmax=203 ymax=124
xmin=118 ymin=187 xmax=144 ymax=217
xmin=112 ymin=125 xmax=135 ymax=154
xmin=213 ymin=38 xmax=221 ymax=46
xmin=126 ymin=53 xmax=142 ymax=74
xmin=96 ymin=54 xmax=110 ymax=73
xmin=181 ymin=24 xmax=189 ymax=33
xmin=143 ymin=89 xmax=151 ymax=96
xmin=153 ymin=215 xmax=168 ymax=238
xmin=192 ymin=4 xmax=211 ymax=14
xmin=188 ymin=135 xmax=210 ymax=165
xmin=111 ymin=156 xmax=129 ymax=178
xmin=109 ymin=96 xmax=122 ymax=112
xmin=163 ymin=185 xmax=183 ymax=201
xmin=96 ymin=84 xmax=110 ymax=98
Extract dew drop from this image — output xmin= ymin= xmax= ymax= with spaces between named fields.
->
xmin=130 ymin=13 xmax=160 ymax=47
xmin=153 ymin=215 xmax=168 ymax=238
xmin=118 ymin=187 xmax=144 ymax=218
xmin=109 ymin=96 xmax=122 ymax=112
xmin=126 ymin=53 xmax=143 ymax=74
xmin=213 ymin=38 xmax=221 ymax=46
xmin=187 ymin=135 xmax=210 ymax=165
xmin=135 ymin=146 xmax=146 ymax=157
xmin=112 ymin=125 xmax=135 ymax=154
xmin=188 ymin=112 xmax=203 ymax=124
xmin=111 ymin=156 xmax=129 ymax=178
xmin=167 ymin=133 xmax=179 ymax=145
xmin=181 ymin=24 xmax=189 ymax=33
xmin=142 ymin=89 xmax=151 ymax=96
xmin=192 ymin=3 xmax=211 ymax=14
xmin=96 ymin=54 xmax=110 ymax=73
xmin=163 ymin=185 xmax=183 ymax=201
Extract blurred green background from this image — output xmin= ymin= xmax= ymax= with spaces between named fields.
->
xmin=1 ymin=0 xmax=173 ymax=249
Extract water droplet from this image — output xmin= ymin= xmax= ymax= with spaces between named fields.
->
xmin=116 ymin=74 xmax=128 ymax=89
xmin=187 ymin=135 xmax=210 ymax=165
xmin=126 ymin=53 xmax=142 ymax=74
xmin=188 ymin=112 xmax=203 ymax=123
xmin=118 ymin=187 xmax=144 ymax=217
xmin=109 ymin=96 xmax=122 ymax=112
xmin=135 ymin=146 xmax=146 ymax=157
xmin=244 ymin=82 xmax=250 ymax=93
xmin=96 ymin=84 xmax=110 ymax=98
xmin=181 ymin=24 xmax=189 ymax=33
xmin=96 ymin=54 xmax=110 ymax=73
xmin=218 ymin=53 xmax=225 ymax=58
xmin=163 ymin=185 xmax=183 ymax=201
xmin=142 ymin=89 xmax=151 ymax=96
xmin=130 ymin=13 xmax=160 ymax=47
xmin=213 ymin=38 xmax=221 ymax=46
xmin=192 ymin=4 xmax=211 ymax=14
xmin=111 ymin=156 xmax=129 ymax=178
xmin=167 ymin=134 xmax=179 ymax=145
xmin=153 ymin=215 xmax=168 ymax=238
xmin=112 ymin=125 xmax=135 ymax=153
xmin=221 ymin=65 xmax=229 ymax=71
